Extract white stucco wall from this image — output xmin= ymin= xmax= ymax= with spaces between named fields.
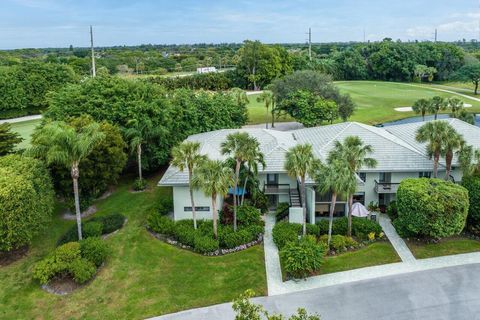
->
xmin=306 ymin=187 xmax=315 ymax=223
xmin=289 ymin=207 xmax=303 ymax=224
xmin=173 ymin=186 xmax=224 ymax=221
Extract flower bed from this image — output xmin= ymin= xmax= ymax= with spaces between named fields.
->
xmin=147 ymin=205 xmax=264 ymax=255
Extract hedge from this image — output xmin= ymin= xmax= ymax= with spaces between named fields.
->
xmin=394 ymin=178 xmax=469 ymax=238
xmin=462 ymin=176 xmax=480 ymax=227
xmin=280 ymin=235 xmax=326 ymax=279
xmin=0 ymin=155 xmax=55 ymax=252
xmin=316 ymin=217 xmax=382 ymax=240
xmin=272 ymin=222 xmax=319 ymax=250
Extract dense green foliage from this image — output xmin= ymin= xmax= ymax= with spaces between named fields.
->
xmin=33 ymin=239 xmax=108 ymax=285
xmin=319 ymin=234 xmax=359 ymax=253
xmin=58 ymin=213 xmax=126 ymax=245
xmin=0 ymin=155 xmax=54 ymax=252
xmin=272 ymin=221 xmax=319 ymax=249
xmin=146 ymin=70 xmax=239 ymax=90
xmin=280 ymin=235 xmax=326 ymax=279
xmin=394 ymin=178 xmax=469 ymax=238
xmin=0 ymin=61 xmax=77 ymax=118
xmin=44 ymin=76 xmax=247 ymax=170
xmin=316 ymin=217 xmax=383 ymax=240
xmin=454 ymin=63 xmax=480 ymax=94
xmin=462 ymin=176 xmax=480 ymax=228
xmin=0 ymin=123 xmax=23 ymax=155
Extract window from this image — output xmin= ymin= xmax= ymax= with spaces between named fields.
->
xmin=379 ymin=172 xmax=391 ymax=183
xmin=184 ymin=206 xmax=210 ymax=212
xmin=358 ymin=172 xmax=367 ymax=182
xmin=266 ymin=174 xmax=278 ymax=185
xmin=419 ymin=172 xmax=431 ymax=178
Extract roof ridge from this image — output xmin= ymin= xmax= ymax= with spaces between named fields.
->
xmin=317 ymin=122 xmax=353 ymax=153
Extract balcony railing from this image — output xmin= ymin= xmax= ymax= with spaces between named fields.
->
xmin=263 ymin=183 xmax=291 ymax=195
xmin=374 ymin=180 xmax=400 ymax=193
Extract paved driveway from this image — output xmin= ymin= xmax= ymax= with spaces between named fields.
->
xmin=150 ymin=263 xmax=480 ymax=320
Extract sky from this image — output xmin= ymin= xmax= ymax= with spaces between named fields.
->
xmin=1 ymin=0 xmax=480 ymax=49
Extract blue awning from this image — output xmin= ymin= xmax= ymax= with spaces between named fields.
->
xmin=228 ymin=187 xmax=246 ymax=196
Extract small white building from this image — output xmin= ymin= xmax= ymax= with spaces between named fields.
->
xmin=196 ymin=67 xmax=217 ymax=74
xmin=159 ymin=119 xmax=480 ymax=223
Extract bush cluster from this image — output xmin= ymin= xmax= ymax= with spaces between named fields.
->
xmin=33 ymin=238 xmax=108 ymax=285
xmin=280 ymin=235 xmax=326 ymax=279
xmin=319 ymin=234 xmax=359 ymax=253
xmin=462 ymin=176 xmax=480 ymax=228
xmin=58 ymin=213 xmax=125 ymax=245
xmin=316 ymin=217 xmax=382 ymax=240
xmin=147 ymin=207 xmax=264 ymax=254
xmin=272 ymin=222 xmax=319 ymax=250
xmin=394 ymin=178 xmax=469 ymax=238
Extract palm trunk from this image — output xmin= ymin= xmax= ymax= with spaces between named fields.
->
xmin=433 ymin=152 xmax=440 ymax=178
xmin=71 ymin=163 xmax=83 ymax=240
xmin=328 ymin=193 xmax=337 ymax=247
xmin=241 ymin=172 xmax=248 ymax=206
xmin=212 ymin=194 xmax=218 ymax=239
xmin=189 ymin=170 xmax=197 ymax=229
xmin=422 ymin=111 xmax=425 ymax=121
xmin=445 ymin=150 xmax=453 ymax=181
xmin=271 ymin=101 xmax=275 ymax=128
xmin=137 ymin=143 xmax=143 ymax=181
xmin=265 ymin=106 xmax=269 ymax=129
xmin=434 ymin=111 xmax=438 ymax=120
xmin=347 ymin=194 xmax=353 ymax=237
xmin=475 ymin=81 xmax=478 ymax=95
xmin=301 ymin=177 xmax=307 ymax=236
xmin=233 ymin=160 xmax=241 ymax=231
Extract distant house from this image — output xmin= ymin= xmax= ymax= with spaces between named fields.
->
xmin=158 ymin=119 xmax=480 ymax=223
xmin=196 ymin=67 xmax=217 ymax=74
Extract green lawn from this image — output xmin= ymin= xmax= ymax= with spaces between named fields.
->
xmin=246 ymin=92 xmax=293 ymax=125
xmin=8 ymin=118 xmax=42 ymax=149
xmin=0 ymin=173 xmax=266 ymax=319
xmin=320 ymin=241 xmax=401 ymax=275
xmin=336 ymin=81 xmax=480 ymax=125
xmin=407 ymin=237 xmax=480 ymax=259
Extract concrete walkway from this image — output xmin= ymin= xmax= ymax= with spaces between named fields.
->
xmin=379 ymin=215 xmax=416 ymax=262
xmin=0 ymin=114 xmax=42 ymax=124
xmin=263 ymin=213 xmax=284 ymax=295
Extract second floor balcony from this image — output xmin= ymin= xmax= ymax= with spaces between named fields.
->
xmin=374 ymin=180 xmax=400 ymax=194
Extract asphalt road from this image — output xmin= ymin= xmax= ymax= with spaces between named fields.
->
xmin=151 ymin=263 xmax=480 ymax=320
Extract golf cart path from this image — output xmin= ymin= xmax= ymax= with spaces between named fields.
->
xmin=400 ymin=83 xmax=480 ymax=103
xmin=0 ymin=114 xmax=42 ymax=124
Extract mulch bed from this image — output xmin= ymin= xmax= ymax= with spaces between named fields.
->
xmin=0 ymin=246 xmax=29 ymax=267
xmin=42 ymin=276 xmax=83 ymax=296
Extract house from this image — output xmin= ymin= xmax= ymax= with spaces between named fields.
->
xmin=158 ymin=119 xmax=480 ymax=223
xmin=196 ymin=67 xmax=217 ymax=74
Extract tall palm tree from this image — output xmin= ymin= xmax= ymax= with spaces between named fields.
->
xmin=221 ymin=132 xmax=258 ymax=231
xmin=171 ymin=141 xmax=206 ymax=229
xmin=412 ymin=98 xmax=431 ymax=121
xmin=316 ymin=160 xmax=356 ymax=246
xmin=240 ymin=145 xmax=265 ymax=205
xmin=328 ymin=136 xmax=377 ymax=237
xmin=285 ymin=144 xmax=320 ymax=236
xmin=192 ymin=159 xmax=234 ymax=238
xmin=448 ymin=97 xmax=464 ymax=118
xmin=124 ymin=118 xmax=163 ymax=183
xmin=29 ymin=121 xmax=104 ymax=240
xmin=416 ymin=121 xmax=452 ymax=178
xmin=256 ymin=91 xmax=273 ymax=129
xmin=441 ymin=126 xmax=464 ymax=180
xmin=429 ymin=96 xmax=447 ymax=120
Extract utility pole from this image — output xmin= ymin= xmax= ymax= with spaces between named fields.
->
xmin=90 ymin=25 xmax=96 ymax=77
xmin=434 ymin=28 xmax=437 ymax=42
xmin=363 ymin=28 xmax=366 ymax=43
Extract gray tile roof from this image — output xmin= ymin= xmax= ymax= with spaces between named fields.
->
xmin=159 ymin=119 xmax=479 ymax=186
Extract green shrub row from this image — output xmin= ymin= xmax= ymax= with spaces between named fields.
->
xmin=319 ymin=234 xmax=359 ymax=253
xmin=58 ymin=213 xmax=125 ymax=245
xmin=33 ymin=238 xmax=109 ymax=285
xmin=316 ymin=217 xmax=382 ymax=240
xmin=147 ymin=212 xmax=264 ymax=253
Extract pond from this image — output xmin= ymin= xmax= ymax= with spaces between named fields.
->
xmin=379 ymin=114 xmax=480 ymax=127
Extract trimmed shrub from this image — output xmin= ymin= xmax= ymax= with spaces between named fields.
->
xmin=193 ymin=234 xmax=219 ymax=253
xmin=82 ymin=222 xmax=103 ymax=238
xmin=33 ymin=242 xmax=81 ymax=285
xmin=245 ymin=225 xmax=264 ymax=239
xmin=220 ymin=228 xmax=252 ymax=249
xmin=173 ymin=221 xmax=196 ymax=247
xmin=394 ymin=178 xmax=469 ymax=238
xmin=133 ymin=178 xmax=147 ymax=191
xmin=237 ymin=205 xmax=262 ymax=227
xmin=80 ymin=237 xmax=109 ymax=267
xmin=0 ymin=155 xmax=55 ymax=252
xmin=157 ymin=197 xmax=174 ymax=216
xmin=147 ymin=212 xmax=175 ymax=236
xmin=316 ymin=220 xmax=329 ymax=235
xmin=70 ymin=258 xmax=96 ymax=284
xmin=280 ymin=235 xmax=325 ymax=279
xmin=462 ymin=176 xmax=480 ymax=227
xmin=272 ymin=222 xmax=301 ymax=249
xmin=330 ymin=235 xmax=347 ymax=252
xmin=317 ymin=217 xmax=382 ymax=240
xmin=90 ymin=213 xmax=125 ymax=234
xmin=386 ymin=200 xmax=398 ymax=221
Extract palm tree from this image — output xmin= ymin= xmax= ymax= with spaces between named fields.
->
xmin=221 ymin=132 xmax=259 ymax=231
xmin=256 ymin=91 xmax=273 ymax=129
xmin=429 ymin=96 xmax=447 ymax=120
xmin=230 ymin=88 xmax=250 ymax=107
xmin=240 ymin=144 xmax=265 ymax=205
xmin=29 ymin=121 xmax=104 ymax=240
xmin=192 ymin=159 xmax=234 ymax=238
xmin=328 ymin=136 xmax=377 ymax=237
xmin=285 ymin=144 xmax=320 ymax=236
xmin=171 ymin=141 xmax=206 ymax=229
xmin=458 ymin=144 xmax=480 ymax=177
xmin=416 ymin=121 xmax=452 ymax=178
xmin=124 ymin=118 xmax=163 ymax=183
xmin=412 ymin=98 xmax=431 ymax=121
xmin=448 ymin=97 xmax=464 ymax=118
xmin=441 ymin=126 xmax=464 ymax=180
xmin=316 ymin=160 xmax=356 ymax=246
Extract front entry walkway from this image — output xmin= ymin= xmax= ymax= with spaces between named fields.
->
xmin=378 ymin=215 xmax=416 ymax=262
